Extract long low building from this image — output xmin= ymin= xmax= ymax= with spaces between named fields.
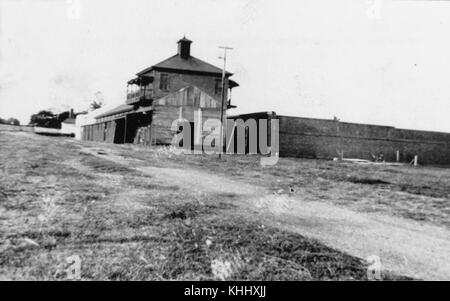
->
xmin=81 ymin=85 xmax=226 ymax=146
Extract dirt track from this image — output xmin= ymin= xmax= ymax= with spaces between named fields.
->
xmin=81 ymin=145 xmax=450 ymax=280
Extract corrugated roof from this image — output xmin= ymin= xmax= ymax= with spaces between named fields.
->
xmin=135 ymin=106 xmax=153 ymax=114
xmin=95 ymin=104 xmax=134 ymax=119
xmin=137 ymin=54 xmax=232 ymax=76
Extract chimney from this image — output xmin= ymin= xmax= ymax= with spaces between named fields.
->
xmin=177 ymin=37 xmax=192 ymax=59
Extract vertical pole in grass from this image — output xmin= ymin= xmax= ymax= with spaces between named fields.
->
xmin=218 ymin=46 xmax=233 ymax=159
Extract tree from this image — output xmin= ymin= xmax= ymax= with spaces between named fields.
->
xmin=29 ymin=110 xmax=75 ymax=128
xmin=90 ymin=91 xmax=104 ymax=111
xmin=0 ymin=117 xmax=20 ymax=125
xmin=29 ymin=110 xmax=59 ymax=128
xmin=89 ymin=100 xmax=103 ymax=111
xmin=56 ymin=111 xmax=70 ymax=124
xmin=6 ymin=118 xmax=20 ymax=126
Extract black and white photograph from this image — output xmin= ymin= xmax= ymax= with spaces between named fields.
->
xmin=0 ymin=0 xmax=449 ymax=287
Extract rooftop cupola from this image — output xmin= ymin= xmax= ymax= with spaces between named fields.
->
xmin=177 ymin=37 xmax=192 ymax=59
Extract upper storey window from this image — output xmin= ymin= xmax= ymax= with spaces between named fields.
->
xmin=214 ymin=78 xmax=223 ymax=95
xmin=160 ymin=73 xmax=169 ymax=91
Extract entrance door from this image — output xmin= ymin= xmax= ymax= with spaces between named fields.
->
xmin=114 ymin=118 xmax=125 ymax=144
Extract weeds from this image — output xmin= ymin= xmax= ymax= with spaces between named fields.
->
xmin=0 ymin=132 xmax=421 ymax=280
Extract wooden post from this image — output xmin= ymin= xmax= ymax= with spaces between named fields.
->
xmin=124 ymin=116 xmax=127 ymax=144
xmin=218 ymin=46 xmax=233 ymax=158
xmin=414 ymin=155 xmax=418 ymax=166
xmin=396 ymin=150 xmax=400 ymax=163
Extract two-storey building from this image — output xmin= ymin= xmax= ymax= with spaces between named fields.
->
xmin=82 ymin=37 xmax=238 ymax=147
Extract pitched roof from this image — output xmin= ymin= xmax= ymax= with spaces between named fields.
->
xmin=94 ymin=104 xmax=154 ymax=120
xmin=62 ymin=118 xmax=76 ymax=124
xmin=95 ymin=104 xmax=134 ymax=119
xmin=178 ymin=37 xmax=192 ymax=43
xmin=137 ymin=54 xmax=232 ymax=77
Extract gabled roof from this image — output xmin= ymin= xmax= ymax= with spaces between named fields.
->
xmin=137 ymin=54 xmax=232 ymax=77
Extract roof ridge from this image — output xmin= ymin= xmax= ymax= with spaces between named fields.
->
xmin=136 ymin=54 xmax=232 ymax=76
xmin=188 ymin=55 xmax=230 ymax=74
xmin=136 ymin=54 xmax=179 ymax=75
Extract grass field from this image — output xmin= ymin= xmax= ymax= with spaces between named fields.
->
xmin=2 ymin=131 xmax=448 ymax=280
xmin=117 ymin=144 xmax=450 ymax=229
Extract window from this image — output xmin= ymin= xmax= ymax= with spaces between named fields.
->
xmin=214 ymin=78 xmax=223 ymax=95
xmin=160 ymin=73 xmax=169 ymax=91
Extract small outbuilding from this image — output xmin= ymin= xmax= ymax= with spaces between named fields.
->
xmin=60 ymin=118 xmax=76 ymax=136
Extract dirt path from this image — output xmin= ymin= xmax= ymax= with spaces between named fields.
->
xmin=81 ymin=146 xmax=450 ymax=280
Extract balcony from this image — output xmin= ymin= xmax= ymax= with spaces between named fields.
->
xmin=126 ymin=88 xmax=153 ymax=105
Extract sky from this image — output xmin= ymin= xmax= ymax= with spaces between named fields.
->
xmin=1 ymin=0 xmax=450 ymax=132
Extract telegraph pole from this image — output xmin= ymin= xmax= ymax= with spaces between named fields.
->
xmin=218 ymin=46 xmax=233 ymax=159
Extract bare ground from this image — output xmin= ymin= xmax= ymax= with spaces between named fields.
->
xmin=1 ymin=131 xmax=449 ymax=280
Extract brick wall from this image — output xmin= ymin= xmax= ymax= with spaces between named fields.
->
xmin=278 ymin=116 xmax=450 ymax=165
xmin=152 ymin=70 xmax=228 ymax=104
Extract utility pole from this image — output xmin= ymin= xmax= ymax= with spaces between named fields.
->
xmin=218 ymin=46 xmax=233 ymax=159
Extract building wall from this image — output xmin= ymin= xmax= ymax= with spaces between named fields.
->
xmin=152 ymin=86 xmax=223 ymax=145
xmin=278 ymin=116 xmax=450 ymax=165
xmin=61 ymin=123 xmax=76 ymax=135
xmin=151 ymin=70 xmax=229 ymax=103
xmin=227 ymin=112 xmax=277 ymax=154
xmin=82 ymin=120 xmax=117 ymax=143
